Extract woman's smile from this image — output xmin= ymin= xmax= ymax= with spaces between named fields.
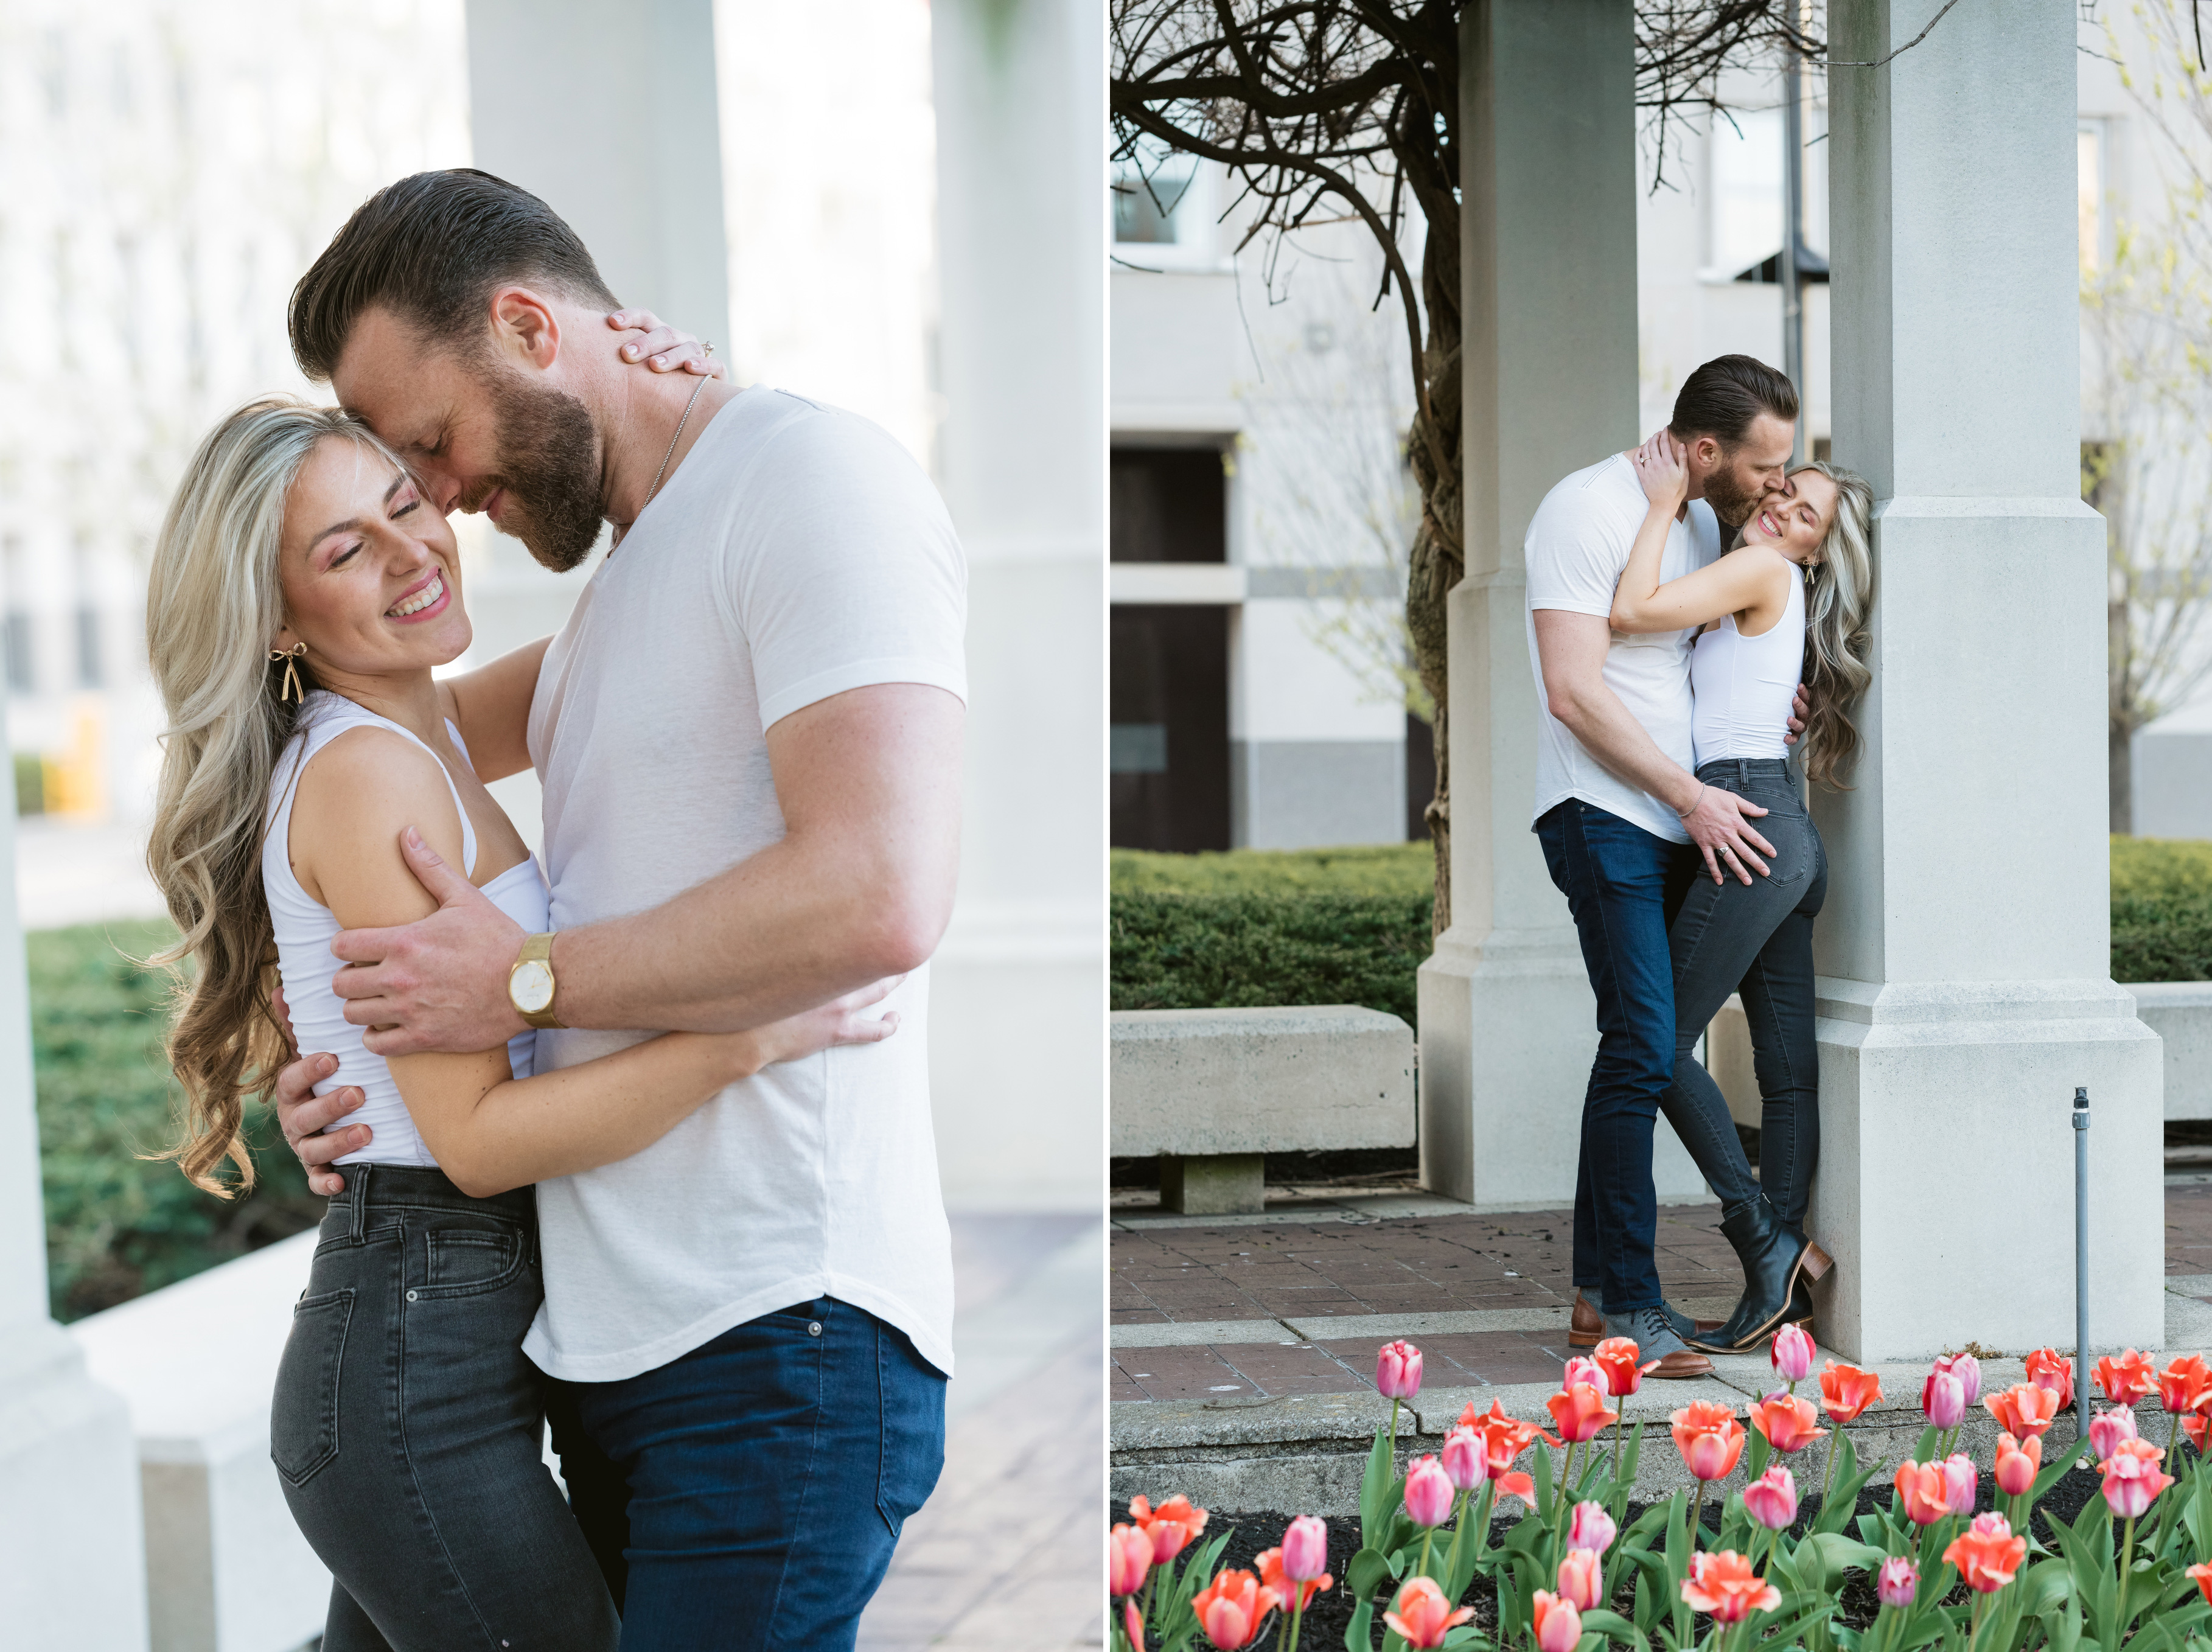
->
xmin=386 ymin=566 xmax=449 ymax=621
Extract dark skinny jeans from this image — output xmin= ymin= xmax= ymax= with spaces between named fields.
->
xmin=1658 ymin=756 xmax=1827 ymax=1232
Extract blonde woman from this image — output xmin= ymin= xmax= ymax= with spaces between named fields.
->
xmin=145 ymin=396 xmax=898 ymax=1651
xmin=1610 ymin=431 xmax=1874 ymax=1355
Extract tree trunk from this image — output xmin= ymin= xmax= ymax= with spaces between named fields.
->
xmin=1406 ymin=193 xmax=1463 ymax=939
xmin=2110 ymin=715 xmax=2134 ymax=836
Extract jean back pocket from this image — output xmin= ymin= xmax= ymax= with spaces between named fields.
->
xmin=271 ymin=1287 xmax=354 ymax=1486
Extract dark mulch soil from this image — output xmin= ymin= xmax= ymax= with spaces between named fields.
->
xmin=1115 ymin=1466 xmax=2113 ymax=1642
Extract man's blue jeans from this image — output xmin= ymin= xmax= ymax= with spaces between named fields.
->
xmin=545 ymin=1296 xmax=947 ymax=1651
xmin=1535 ymin=800 xmax=1698 ymax=1314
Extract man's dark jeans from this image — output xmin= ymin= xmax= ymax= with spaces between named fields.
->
xmin=546 ymin=1295 xmax=947 ymax=1652
xmin=1536 ymin=799 xmax=1698 ymax=1314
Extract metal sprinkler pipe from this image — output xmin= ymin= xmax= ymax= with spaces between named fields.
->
xmin=2075 ymin=1085 xmax=2091 ymax=1447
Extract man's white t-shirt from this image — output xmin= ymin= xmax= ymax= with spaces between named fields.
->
xmin=1524 ymin=453 xmax=1722 ymax=845
xmin=518 ymin=386 xmax=967 ymax=1384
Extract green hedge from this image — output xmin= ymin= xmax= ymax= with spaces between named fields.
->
xmin=1111 ymin=842 xmax=1434 ymax=899
xmin=31 ymin=919 xmax=319 ymax=1321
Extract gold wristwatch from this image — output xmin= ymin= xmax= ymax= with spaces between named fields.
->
xmin=509 ymin=932 xmax=565 ymax=1030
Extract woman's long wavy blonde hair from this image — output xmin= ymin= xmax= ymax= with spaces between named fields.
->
xmin=145 ymin=397 xmax=405 ymax=1194
xmin=1791 ymin=459 xmax=1877 ymax=788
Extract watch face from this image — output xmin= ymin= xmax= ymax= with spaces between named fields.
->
xmin=511 ymin=958 xmax=555 ymax=1016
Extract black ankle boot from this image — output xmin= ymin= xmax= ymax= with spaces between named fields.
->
xmin=1692 ymin=1199 xmax=1832 ymax=1353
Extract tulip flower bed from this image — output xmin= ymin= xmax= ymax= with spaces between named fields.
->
xmin=1111 ymin=1330 xmax=2212 ymax=1651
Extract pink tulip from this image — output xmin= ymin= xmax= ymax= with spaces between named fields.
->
xmin=1125 ymin=1600 xmax=1144 ymax=1650
xmin=1567 ymin=1500 xmax=1617 ymax=1555
xmin=2101 ymin=1438 xmax=2174 ymax=1519
xmin=1770 ymin=1323 xmax=1815 ymax=1384
xmin=1563 ymin=1356 xmax=1605 ymax=1394
xmin=1441 ymin=1426 xmax=1487 ymax=1493
xmin=1922 ymin=1370 xmax=1964 ymax=1429
xmin=1876 ymin=1557 xmax=1918 ymax=1609
xmin=1941 ymin=1453 xmax=1976 ymax=1516
xmin=1281 ymin=1514 xmax=1329 ymax=1583
xmin=1994 ymin=1432 xmax=2041 ymax=1498
xmin=1404 ymin=1455 xmax=1455 ymax=1528
xmin=1532 ymin=1591 xmax=1582 ymax=1652
xmin=1743 ymin=1465 xmax=1799 ymax=1532
xmin=1109 ymin=1523 xmax=1154 ymax=1596
xmin=1935 ymin=1352 xmax=1983 ymax=1407
xmin=2090 ymin=1406 xmax=2139 ymax=1462
xmin=1557 ymin=1547 xmax=1605 ymax=1612
xmin=1377 ymin=1340 xmax=1423 ymax=1401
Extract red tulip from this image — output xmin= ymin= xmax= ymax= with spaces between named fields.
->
xmin=1458 ymin=1398 xmax=1558 ymax=1475
xmin=1531 ymin=1589 xmax=1583 ymax=1652
xmin=1386 ymin=1577 xmax=1476 ymax=1650
xmin=1593 ymin=1335 xmax=1659 ymax=1398
xmin=1190 ymin=1569 xmax=1280 ymax=1651
xmin=2160 ymin=1354 xmax=2212 ymax=1415
xmin=1942 ymin=1514 xmax=2026 ymax=1593
xmin=1124 ymin=1600 xmax=1143 ymax=1650
xmin=1742 ymin=1465 xmax=1798 ymax=1531
xmin=1109 ymin=1522 xmax=1153 ymax=1596
xmin=2025 ymin=1347 xmax=2074 ymax=1412
xmin=1749 ymin=1393 xmax=1827 ymax=1454
xmin=1404 ymin=1455 xmax=1455 ymax=1528
xmin=1984 ymin=1382 xmax=2061 ymax=1440
xmin=1893 ymin=1460 xmax=1950 ymax=1526
xmin=2093 ymin=1350 xmax=2158 ymax=1406
xmin=1557 ymin=1547 xmax=1605 ymax=1612
xmin=1770 ymin=1322 xmax=1815 ymax=1384
xmin=1671 ymin=1400 xmax=1746 ymax=1482
xmin=1818 ymin=1361 xmax=1882 ymax=1424
xmin=2188 ymin=1413 xmax=2212 ymax=1454
xmin=1994 ymin=1431 xmax=2042 ymax=1497
xmin=2189 ymin=1563 xmax=2212 ymax=1606
xmin=1681 ymin=1550 xmax=1781 ymax=1625
xmin=1376 ymin=1339 xmax=1423 ymax=1401
xmin=1129 ymin=1494 xmax=1209 ymax=1565
xmin=1257 ymin=1542 xmax=1332 ymax=1612
xmin=2100 ymin=1438 xmax=2174 ymax=1519
xmin=1547 ymin=1382 xmax=1619 ymax=1445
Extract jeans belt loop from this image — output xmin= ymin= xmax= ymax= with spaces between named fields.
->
xmin=1736 ymin=757 xmax=1749 ymax=788
xmin=348 ymin=1162 xmax=372 ymax=1241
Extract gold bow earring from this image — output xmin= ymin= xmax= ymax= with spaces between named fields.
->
xmin=268 ymin=641 xmax=306 ymax=702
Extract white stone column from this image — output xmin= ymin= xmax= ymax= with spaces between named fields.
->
xmin=0 ymin=689 xmax=148 ymax=1650
xmin=1418 ymin=0 xmax=1706 ymax=1209
xmin=1814 ymin=0 xmax=2161 ymax=1357
xmin=927 ymin=0 xmax=1105 ymax=1211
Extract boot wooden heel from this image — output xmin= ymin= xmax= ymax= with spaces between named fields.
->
xmin=1798 ymin=1243 xmax=1833 ymax=1283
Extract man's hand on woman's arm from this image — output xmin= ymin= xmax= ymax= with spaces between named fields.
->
xmin=1533 ymin=608 xmax=1774 ymax=887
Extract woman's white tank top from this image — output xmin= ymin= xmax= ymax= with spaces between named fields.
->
xmin=262 ymin=690 xmax=548 ymax=1169
xmin=1690 ymin=558 xmax=1806 ymax=765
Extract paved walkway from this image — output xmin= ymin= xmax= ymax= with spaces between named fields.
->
xmin=1111 ymin=1180 xmax=2212 ymax=1406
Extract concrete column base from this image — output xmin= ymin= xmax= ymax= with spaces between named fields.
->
xmin=1810 ymin=978 xmax=2163 ymax=1361
xmin=1418 ymin=927 xmax=1710 ymax=1210
xmin=0 ymin=1320 xmax=148 ymax=1651
xmin=1161 ymin=1154 xmax=1266 ymax=1215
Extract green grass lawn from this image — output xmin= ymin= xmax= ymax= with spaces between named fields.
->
xmin=30 ymin=918 xmax=318 ymax=1321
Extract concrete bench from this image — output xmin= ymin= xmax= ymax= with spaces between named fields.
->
xmin=1110 ymin=1005 xmax=1416 ymax=1214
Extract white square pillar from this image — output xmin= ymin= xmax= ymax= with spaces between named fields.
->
xmin=1815 ymin=0 xmax=2161 ymax=1357
xmin=1418 ymin=0 xmax=1706 ymax=1208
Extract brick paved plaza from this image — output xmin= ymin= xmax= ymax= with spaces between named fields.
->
xmin=1109 ymin=1179 xmax=2212 ymax=1406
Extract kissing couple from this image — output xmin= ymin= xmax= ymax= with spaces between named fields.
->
xmin=1526 ymin=355 xmax=1876 ymax=1378
xmin=143 ymin=169 xmax=966 ymax=1649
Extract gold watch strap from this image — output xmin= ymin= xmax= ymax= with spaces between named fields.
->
xmin=513 ymin=931 xmax=564 ymax=1030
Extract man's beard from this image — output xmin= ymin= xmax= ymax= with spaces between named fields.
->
xmin=1701 ymin=459 xmax=1763 ymax=534
xmin=475 ymin=372 xmax=605 ymax=572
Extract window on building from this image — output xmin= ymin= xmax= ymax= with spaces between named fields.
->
xmin=2080 ymin=121 xmax=2106 ymax=272
xmin=1113 ymin=136 xmax=1199 ymax=247
xmin=74 ymin=605 xmax=102 ymax=689
xmin=1405 ymin=711 xmax=1436 ymax=843
xmin=1710 ymin=106 xmax=1784 ymax=279
xmin=1112 ymin=605 xmax=1231 ymax=851
xmin=2 ymin=538 xmax=30 ymax=695
xmin=1111 ymin=447 xmax=1227 ymax=563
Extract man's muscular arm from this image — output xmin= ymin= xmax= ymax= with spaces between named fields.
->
xmin=326 ymin=682 xmax=963 ymax=1053
xmin=1533 ymin=608 xmax=1774 ymax=886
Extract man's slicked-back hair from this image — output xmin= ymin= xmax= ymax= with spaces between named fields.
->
xmin=1667 ymin=354 xmax=1799 ymax=450
xmin=288 ymin=169 xmax=618 ymax=382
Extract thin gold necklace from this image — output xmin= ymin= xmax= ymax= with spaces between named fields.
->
xmin=613 ymin=357 xmax=713 ymax=554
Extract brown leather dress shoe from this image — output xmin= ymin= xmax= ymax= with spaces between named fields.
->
xmin=1646 ymin=1344 xmax=1715 ymax=1380
xmin=1568 ymin=1289 xmax=1724 ymax=1349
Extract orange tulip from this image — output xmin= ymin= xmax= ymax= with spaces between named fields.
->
xmin=1994 ymin=1431 xmax=2042 ymax=1498
xmin=1255 ymin=1546 xmax=1331 ymax=1613
xmin=2187 ymin=1413 xmax=2212 ymax=1454
xmin=1942 ymin=1516 xmax=2026 ymax=1593
xmin=1190 ymin=1568 xmax=1280 ymax=1651
xmin=1593 ymin=1336 xmax=1661 ymax=1398
xmin=1124 ymin=1600 xmax=1143 ymax=1650
xmin=1531 ymin=1589 xmax=1583 ymax=1652
xmin=2189 ymin=1562 xmax=2212 ymax=1606
xmin=1984 ymin=1382 xmax=2062 ymax=1440
xmin=1385 ymin=1577 xmax=1476 ymax=1650
xmin=1672 ymin=1400 xmax=1746 ymax=1482
xmin=1893 ymin=1459 xmax=1950 ymax=1526
xmin=2025 ymin=1347 xmax=2074 ymax=1411
xmin=1459 ymin=1399 xmax=1558 ymax=1475
xmin=2093 ymin=1350 xmax=2159 ymax=1406
xmin=1129 ymin=1494 xmax=1210 ymax=1565
xmin=1680 ymin=1550 xmax=1781 ymax=1624
xmin=1557 ymin=1547 xmax=1606 ymax=1612
xmin=1818 ymin=1361 xmax=1882 ymax=1424
xmin=1548 ymin=1382 xmax=1620 ymax=1445
xmin=1748 ymin=1393 xmax=1827 ymax=1454
xmin=2160 ymin=1354 xmax=2212 ymax=1415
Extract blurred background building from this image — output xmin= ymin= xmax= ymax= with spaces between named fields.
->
xmin=2 ymin=0 xmax=1103 ymax=1646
